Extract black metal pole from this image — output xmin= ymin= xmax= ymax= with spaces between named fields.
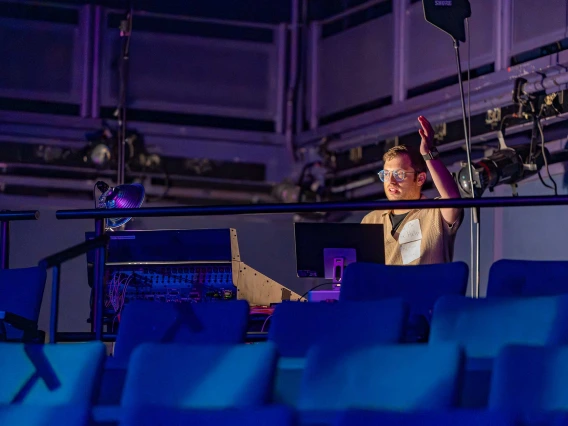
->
xmin=93 ymin=218 xmax=106 ymax=341
xmin=117 ymin=3 xmax=133 ymax=186
xmin=49 ymin=266 xmax=60 ymax=344
xmin=0 ymin=221 xmax=9 ymax=270
xmin=55 ymin=194 xmax=568 ymax=220
xmin=54 ymin=331 xmax=268 ymax=343
xmin=453 ymin=38 xmax=481 ymax=298
xmin=453 ymin=40 xmax=475 ymax=198
xmin=0 ymin=210 xmax=39 ymax=270
xmin=56 ymin=331 xmax=117 ymax=342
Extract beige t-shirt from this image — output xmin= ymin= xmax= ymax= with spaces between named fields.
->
xmin=361 ymin=205 xmax=463 ymax=265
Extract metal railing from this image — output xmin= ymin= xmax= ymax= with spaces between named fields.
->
xmin=39 ymin=234 xmax=110 ymax=343
xmin=55 ymin=194 xmax=568 ymax=341
xmin=0 ymin=210 xmax=40 ymax=270
xmin=56 ymin=195 xmax=568 ymax=220
xmin=54 ymin=331 xmax=270 ymax=344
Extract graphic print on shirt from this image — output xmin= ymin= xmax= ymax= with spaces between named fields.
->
xmin=398 ymin=219 xmax=422 ymax=264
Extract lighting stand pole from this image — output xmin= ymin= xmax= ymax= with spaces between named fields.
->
xmin=117 ymin=2 xmax=133 ymax=186
xmin=92 ymin=218 xmax=106 ymax=340
xmin=422 ymin=0 xmax=478 ymax=297
xmin=92 ymin=2 xmax=133 ymax=340
xmin=453 ymin=38 xmax=480 ymax=298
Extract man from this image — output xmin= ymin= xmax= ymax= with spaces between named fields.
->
xmin=362 ymin=116 xmax=463 ymax=265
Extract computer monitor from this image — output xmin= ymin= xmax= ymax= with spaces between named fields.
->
xmin=294 ymin=223 xmax=385 ymax=287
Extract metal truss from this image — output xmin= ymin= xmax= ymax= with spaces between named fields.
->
xmin=0 ymin=0 xmax=568 ymax=205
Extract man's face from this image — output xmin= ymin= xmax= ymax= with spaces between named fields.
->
xmin=383 ymin=154 xmax=425 ymax=201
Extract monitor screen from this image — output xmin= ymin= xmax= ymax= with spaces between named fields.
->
xmin=294 ymin=223 xmax=385 ymax=278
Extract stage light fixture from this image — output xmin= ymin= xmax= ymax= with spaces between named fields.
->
xmin=83 ymin=128 xmax=158 ymax=172
xmin=84 ymin=128 xmax=114 ymax=169
xmin=89 ymin=144 xmax=112 ymax=168
xmin=457 ymin=143 xmax=549 ymax=197
xmin=95 ymin=181 xmax=145 ymax=229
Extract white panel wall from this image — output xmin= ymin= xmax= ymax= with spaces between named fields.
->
xmin=318 ymin=13 xmax=394 ymax=117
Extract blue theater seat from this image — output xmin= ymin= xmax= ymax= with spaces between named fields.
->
xmin=488 ymin=259 xmax=568 ymax=297
xmin=0 ymin=342 xmax=105 ymax=405
xmin=120 ymin=406 xmax=295 ymax=426
xmin=430 ymin=295 xmax=568 ymax=408
xmin=98 ymin=300 xmax=250 ymax=406
xmin=0 ymin=266 xmax=47 ymax=342
xmin=298 ymin=343 xmax=464 ymax=412
xmin=268 ymin=299 xmax=407 ymax=357
xmin=112 ymin=300 xmax=250 ymax=365
xmin=268 ymin=299 xmax=408 ymax=406
xmin=121 ymin=343 xmax=278 ymax=409
xmin=340 ymin=262 xmax=468 ymax=341
xmin=0 ymin=405 xmax=90 ymax=426
xmin=334 ymin=410 xmax=517 ymax=426
xmin=490 ymin=345 xmax=568 ymax=413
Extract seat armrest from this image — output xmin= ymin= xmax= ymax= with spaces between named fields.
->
xmin=0 ymin=311 xmax=40 ymax=342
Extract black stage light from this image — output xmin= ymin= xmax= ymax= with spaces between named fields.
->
xmin=457 ymin=143 xmax=549 ymax=197
xmin=83 ymin=127 xmax=158 ymax=171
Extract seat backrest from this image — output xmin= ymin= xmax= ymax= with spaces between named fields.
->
xmin=340 ymin=262 xmax=468 ymax=321
xmin=0 ymin=266 xmax=47 ymax=340
xmin=298 ymin=343 xmax=464 ymax=411
xmin=0 ymin=405 xmax=91 ymax=426
xmin=268 ymin=299 xmax=408 ymax=357
xmin=430 ymin=295 xmax=568 ymax=409
xmin=0 ymin=341 xmax=105 ymax=405
xmin=121 ymin=406 xmax=294 ymax=426
xmin=430 ymin=295 xmax=568 ymax=359
xmin=121 ymin=343 xmax=278 ymax=409
xmin=488 ymin=259 xmax=568 ymax=297
xmin=489 ymin=345 xmax=568 ymax=413
xmin=335 ymin=410 xmax=517 ymax=426
xmin=113 ymin=300 xmax=249 ymax=364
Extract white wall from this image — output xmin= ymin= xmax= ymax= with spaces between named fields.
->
xmin=460 ymin=163 xmax=568 ymax=296
xmin=495 ymin=164 xmax=568 ymax=262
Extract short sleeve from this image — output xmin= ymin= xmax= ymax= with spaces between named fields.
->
xmin=442 ymin=208 xmax=464 ymax=236
xmin=361 ymin=211 xmax=384 ymax=224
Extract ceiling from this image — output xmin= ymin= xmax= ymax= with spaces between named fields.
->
xmin=51 ymin=0 xmax=379 ymax=23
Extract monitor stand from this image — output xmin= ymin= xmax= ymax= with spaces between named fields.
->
xmin=324 ymin=248 xmax=356 ymax=289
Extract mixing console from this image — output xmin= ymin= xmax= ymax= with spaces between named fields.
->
xmin=104 ymin=263 xmax=237 ymax=317
xmin=85 ymin=228 xmax=301 ymax=330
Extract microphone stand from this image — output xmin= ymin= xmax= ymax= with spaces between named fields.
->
xmin=116 ymin=2 xmax=133 ymax=186
xmin=452 ymin=38 xmax=480 ymax=298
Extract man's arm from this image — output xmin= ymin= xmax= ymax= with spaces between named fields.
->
xmin=418 ymin=116 xmax=462 ymax=225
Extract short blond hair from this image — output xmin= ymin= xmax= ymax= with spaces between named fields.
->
xmin=383 ymin=145 xmax=427 ymax=174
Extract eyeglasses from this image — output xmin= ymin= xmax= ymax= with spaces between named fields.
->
xmin=378 ymin=169 xmax=416 ymax=182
